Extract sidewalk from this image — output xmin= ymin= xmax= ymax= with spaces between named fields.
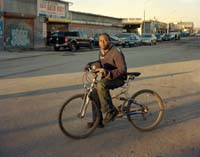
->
xmin=0 ymin=47 xmax=99 ymax=62
xmin=0 ymin=48 xmax=58 ymax=62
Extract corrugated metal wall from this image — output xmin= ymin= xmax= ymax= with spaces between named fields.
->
xmin=69 ymin=23 xmax=122 ymax=37
xmin=69 ymin=11 xmax=123 ymax=37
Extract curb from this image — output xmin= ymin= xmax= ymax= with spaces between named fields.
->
xmin=0 ymin=51 xmax=60 ymax=62
xmin=0 ymin=47 xmax=99 ymax=62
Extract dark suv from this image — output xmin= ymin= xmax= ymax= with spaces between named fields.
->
xmin=49 ymin=31 xmax=94 ymax=51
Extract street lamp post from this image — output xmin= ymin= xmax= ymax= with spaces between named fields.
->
xmin=143 ymin=0 xmax=155 ymax=34
xmin=143 ymin=10 xmax=146 ymax=34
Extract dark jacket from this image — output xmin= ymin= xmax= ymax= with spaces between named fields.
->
xmin=91 ymin=45 xmax=127 ymax=80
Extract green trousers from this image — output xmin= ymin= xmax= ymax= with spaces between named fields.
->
xmin=90 ymin=77 xmax=125 ymax=119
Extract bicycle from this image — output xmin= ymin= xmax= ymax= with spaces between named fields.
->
xmin=58 ymin=67 xmax=164 ymax=139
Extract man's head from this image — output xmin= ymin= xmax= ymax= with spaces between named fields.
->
xmin=98 ymin=33 xmax=111 ymax=50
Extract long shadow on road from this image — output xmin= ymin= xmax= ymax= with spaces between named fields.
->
xmin=0 ymin=87 xmax=199 ymax=157
xmin=0 ymin=90 xmax=199 ymax=137
xmin=0 ymin=71 xmax=192 ymax=100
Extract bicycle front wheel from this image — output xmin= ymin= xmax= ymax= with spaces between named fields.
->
xmin=58 ymin=94 xmax=100 ymax=139
xmin=127 ymin=89 xmax=164 ymax=131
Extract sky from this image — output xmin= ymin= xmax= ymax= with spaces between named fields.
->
xmin=68 ymin=0 xmax=200 ymax=27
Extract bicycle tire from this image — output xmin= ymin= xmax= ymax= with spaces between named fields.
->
xmin=58 ymin=94 xmax=100 ymax=139
xmin=127 ymin=89 xmax=164 ymax=131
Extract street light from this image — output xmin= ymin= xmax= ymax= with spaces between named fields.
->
xmin=143 ymin=0 xmax=155 ymax=34
xmin=143 ymin=10 xmax=146 ymax=34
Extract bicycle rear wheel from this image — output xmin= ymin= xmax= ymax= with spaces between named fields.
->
xmin=58 ymin=94 xmax=100 ymax=139
xmin=127 ymin=89 xmax=164 ymax=131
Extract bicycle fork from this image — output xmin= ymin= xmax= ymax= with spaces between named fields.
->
xmin=78 ymin=79 xmax=96 ymax=118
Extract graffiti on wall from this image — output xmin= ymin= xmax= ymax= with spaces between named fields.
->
xmin=7 ymin=26 xmax=31 ymax=47
xmin=5 ymin=18 xmax=33 ymax=48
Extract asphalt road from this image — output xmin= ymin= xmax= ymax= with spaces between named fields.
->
xmin=0 ymin=37 xmax=200 ymax=157
xmin=0 ymin=37 xmax=200 ymax=79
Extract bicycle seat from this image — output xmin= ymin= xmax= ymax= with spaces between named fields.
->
xmin=127 ymin=72 xmax=141 ymax=77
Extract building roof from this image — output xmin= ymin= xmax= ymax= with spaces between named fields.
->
xmin=70 ymin=10 xmax=122 ymax=20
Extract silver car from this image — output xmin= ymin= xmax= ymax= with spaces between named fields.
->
xmin=115 ymin=33 xmax=142 ymax=47
xmin=140 ymin=34 xmax=157 ymax=45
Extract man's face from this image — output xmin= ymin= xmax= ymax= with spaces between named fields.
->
xmin=99 ymin=35 xmax=111 ymax=50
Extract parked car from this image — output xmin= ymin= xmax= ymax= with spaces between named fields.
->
xmin=140 ymin=34 xmax=157 ymax=45
xmin=48 ymin=31 xmax=94 ymax=51
xmin=169 ymin=32 xmax=181 ymax=40
xmin=115 ymin=33 xmax=142 ymax=47
xmin=195 ymin=33 xmax=200 ymax=37
xmin=162 ymin=34 xmax=175 ymax=41
xmin=180 ymin=32 xmax=190 ymax=37
xmin=155 ymin=33 xmax=164 ymax=42
xmin=93 ymin=34 xmax=122 ymax=47
xmin=162 ymin=34 xmax=169 ymax=41
xmin=110 ymin=35 xmax=123 ymax=46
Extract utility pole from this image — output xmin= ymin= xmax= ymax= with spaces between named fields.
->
xmin=143 ymin=0 xmax=155 ymax=34
xmin=143 ymin=10 xmax=145 ymax=34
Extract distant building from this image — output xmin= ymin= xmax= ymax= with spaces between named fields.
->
xmin=121 ymin=18 xmax=143 ymax=35
xmin=193 ymin=27 xmax=200 ymax=34
xmin=0 ymin=0 xmax=123 ymax=50
xmin=143 ymin=20 xmax=167 ymax=34
xmin=169 ymin=23 xmax=180 ymax=32
xmin=168 ymin=22 xmax=194 ymax=34
xmin=0 ymin=0 xmax=72 ymax=50
xmin=69 ymin=11 xmax=123 ymax=37
xmin=0 ymin=0 xmax=195 ymax=51
xmin=121 ymin=19 xmax=167 ymax=35
xmin=177 ymin=22 xmax=194 ymax=33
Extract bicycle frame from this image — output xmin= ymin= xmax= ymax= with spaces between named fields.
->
xmin=79 ymin=70 xmax=146 ymax=119
xmin=79 ymin=73 xmax=97 ymax=118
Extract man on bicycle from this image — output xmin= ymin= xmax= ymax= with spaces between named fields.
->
xmin=85 ymin=33 xmax=127 ymax=128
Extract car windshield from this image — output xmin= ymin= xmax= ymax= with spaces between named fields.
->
xmin=51 ymin=32 xmax=64 ymax=37
xmin=141 ymin=34 xmax=152 ymax=38
xmin=65 ymin=32 xmax=79 ymax=36
xmin=51 ymin=32 xmax=79 ymax=37
xmin=155 ymin=34 xmax=161 ymax=37
xmin=110 ymin=36 xmax=119 ymax=40
xmin=115 ymin=33 xmax=130 ymax=38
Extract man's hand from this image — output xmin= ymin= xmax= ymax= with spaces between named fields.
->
xmin=84 ymin=64 xmax=90 ymax=71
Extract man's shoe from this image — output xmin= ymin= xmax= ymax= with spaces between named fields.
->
xmin=103 ymin=108 xmax=119 ymax=124
xmin=87 ymin=122 xmax=104 ymax=128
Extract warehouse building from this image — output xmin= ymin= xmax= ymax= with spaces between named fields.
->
xmin=0 ymin=0 xmax=122 ymax=50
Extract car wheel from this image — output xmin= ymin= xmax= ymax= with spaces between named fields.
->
xmin=89 ymin=42 xmax=94 ymax=49
xmin=54 ymin=47 xmax=60 ymax=51
xmin=70 ymin=43 xmax=77 ymax=52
